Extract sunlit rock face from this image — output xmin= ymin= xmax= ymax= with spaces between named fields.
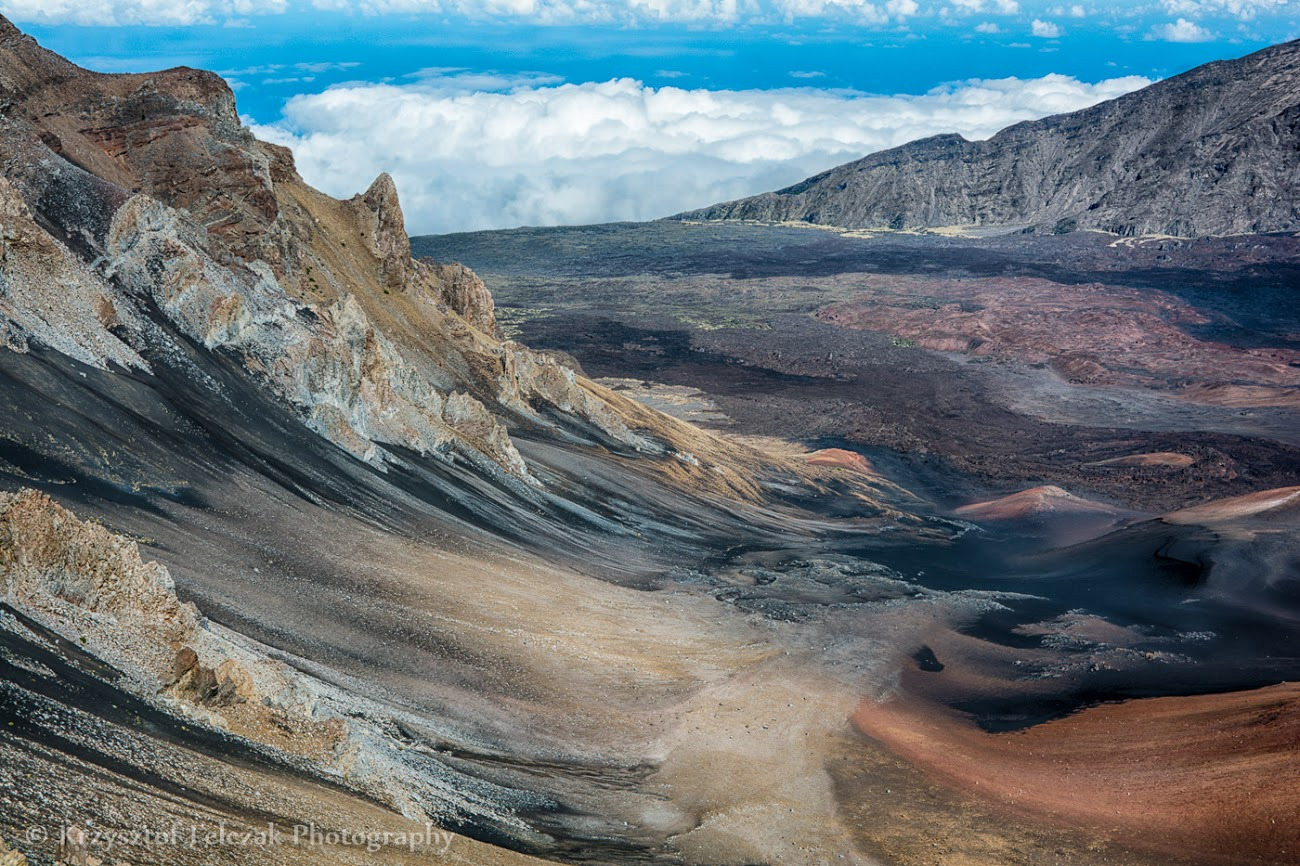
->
xmin=0 ymin=14 xmax=723 ymax=481
xmin=681 ymin=39 xmax=1300 ymax=237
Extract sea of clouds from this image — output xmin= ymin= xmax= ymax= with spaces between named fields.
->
xmin=252 ymin=73 xmax=1150 ymax=234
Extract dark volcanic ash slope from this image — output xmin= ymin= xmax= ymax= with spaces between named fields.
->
xmin=679 ymin=39 xmax=1300 ymax=237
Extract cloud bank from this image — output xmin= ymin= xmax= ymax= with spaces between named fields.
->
xmin=0 ymin=0 xmax=929 ymax=24
xmin=5 ymin=0 xmax=1294 ymax=25
xmin=0 ymin=0 xmax=286 ymax=25
xmin=1160 ymin=0 xmax=1290 ymax=19
xmin=253 ymin=73 xmax=1150 ymax=234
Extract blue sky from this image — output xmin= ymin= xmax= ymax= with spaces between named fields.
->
xmin=7 ymin=1 xmax=1297 ymax=232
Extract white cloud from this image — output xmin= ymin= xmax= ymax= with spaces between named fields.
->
xmin=0 ymin=0 xmax=979 ymax=26
xmin=1160 ymin=0 xmax=1289 ymax=20
xmin=340 ymin=0 xmax=899 ymax=20
xmin=1149 ymin=16 xmax=1215 ymax=39
xmin=407 ymin=68 xmax=566 ymax=91
xmin=253 ymin=73 xmax=1150 ymax=235
xmin=294 ymin=60 xmax=362 ymax=73
xmin=0 ymin=0 xmax=287 ymax=25
xmin=947 ymin=0 xmax=1020 ymax=13
xmin=1031 ymin=17 xmax=1060 ymax=35
xmin=974 ymin=20 xmax=1001 ymax=31
xmin=311 ymin=0 xmax=912 ymax=22
xmin=768 ymin=0 xmax=886 ymax=23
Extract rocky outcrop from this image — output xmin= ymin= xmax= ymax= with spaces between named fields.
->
xmin=0 ymin=489 xmax=198 ymax=674
xmin=679 ymin=39 xmax=1300 ymax=237
xmin=0 ymin=488 xmax=493 ymax=821
xmin=0 ymin=176 xmax=149 ymax=371
xmin=353 ymin=172 xmax=412 ymax=292
xmin=169 ymin=646 xmax=259 ymax=708
xmin=0 ymin=490 xmax=294 ymax=733
xmin=420 ymin=259 xmax=499 ymax=336
xmin=0 ymin=14 xmax=748 ymax=485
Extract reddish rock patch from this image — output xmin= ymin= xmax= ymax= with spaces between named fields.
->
xmin=1088 ymin=451 xmax=1196 ymax=468
xmin=852 ymin=684 xmax=1300 ymax=865
xmin=805 ymin=448 xmax=875 ymax=474
xmin=955 ymin=485 xmax=1120 ymax=521
xmin=1181 ymin=383 xmax=1300 ymax=410
xmin=1162 ymin=485 xmax=1300 ymax=525
xmin=816 ymin=273 xmax=1300 ymax=400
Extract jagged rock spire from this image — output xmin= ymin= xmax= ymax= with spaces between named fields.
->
xmin=355 ymin=172 xmax=411 ymax=291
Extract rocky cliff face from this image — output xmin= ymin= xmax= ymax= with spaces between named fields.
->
xmin=0 ymin=15 xmax=742 ymax=486
xmin=680 ymin=39 xmax=1300 ymax=237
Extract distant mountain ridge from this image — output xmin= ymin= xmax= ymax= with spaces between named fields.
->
xmin=678 ymin=40 xmax=1300 ymax=237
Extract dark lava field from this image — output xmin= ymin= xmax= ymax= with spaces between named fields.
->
xmin=415 ymin=221 xmax=1300 ymax=509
